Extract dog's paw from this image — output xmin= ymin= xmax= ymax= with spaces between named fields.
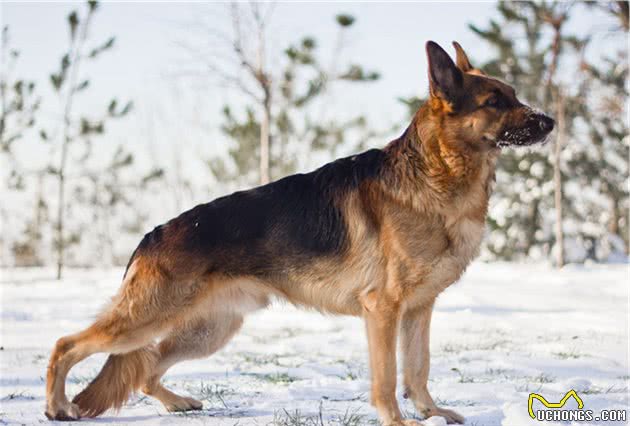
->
xmin=385 ymin=420 xmax=423 ymax=426
xmin=417 ymin=405 xmax=465 ymax=425
xmin=432 ymin=408 xmax=465 ymax=424
xmin=165 ymin=396 xmax=203 ymax=412
xmin=45 ymin=401 xmax=81 ymax=421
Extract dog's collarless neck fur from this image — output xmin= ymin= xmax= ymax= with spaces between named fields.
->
xmin=381 ymin=104 xmax=498 ymax=215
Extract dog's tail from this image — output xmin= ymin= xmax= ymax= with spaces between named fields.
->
xmin=72 ymin=345 xmax=159 ymax=417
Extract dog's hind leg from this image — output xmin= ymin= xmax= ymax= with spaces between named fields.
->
xmin=141 ymin=312 xmax=244 ymax=412
xmin=45 ymin=311 xmax=164 ymax=420
xmin=45 ymin=325 xmax=112 ymax=420
xmin=400 ymin=302 xmax=464 ymax=425
xmin=45 ymin=259 xmax=181 ymax=420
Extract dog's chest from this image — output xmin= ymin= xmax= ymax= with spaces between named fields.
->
xmin=388 ymin=214 xmax=484 ymax=307
xmin=398 ymin=214 xmax=484 ymax=263
xmin=381 ymin=190 xmax=489 ymax=306
xmin=447 ymin=216 xmax=485 ymax=263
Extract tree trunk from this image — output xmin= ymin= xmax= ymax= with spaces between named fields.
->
xmin=524 ymin=199 xmax=540 ymax=257
xmin=256 ymin=16 xmax=271 ymax=186
xmin=55 ymin=173 xmax=65 ymax=279
xmin=259 ymin=101 xmax=270 ymax=185
xmin=553 ymin=88 xmax=566 ymax=267
xmin=56 ymin=138 xmax=69 ymax=280
xmin=54 ymin=9 xmax=93 ymax=279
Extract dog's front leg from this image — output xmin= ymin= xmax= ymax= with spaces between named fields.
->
xmin=400 ymin=302 xmax=465 ymax=424
xmin=362 ymin=291 xmax=420 ymax=426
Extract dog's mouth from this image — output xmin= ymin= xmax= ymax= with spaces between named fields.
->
xmin=496 ymin=128 xmax=550 ymax=148
xmin=496 ymin=113 xmax=555 ymax=148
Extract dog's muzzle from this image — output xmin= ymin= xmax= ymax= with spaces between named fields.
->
xmin=498 ymin=110 xmax=555 ymax=148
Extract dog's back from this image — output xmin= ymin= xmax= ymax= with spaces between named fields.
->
xmin=128 ymin=148 xmax=385 ymax=281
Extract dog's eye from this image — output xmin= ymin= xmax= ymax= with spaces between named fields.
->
xmin=484 ymin=96 xmax=501 ymax=108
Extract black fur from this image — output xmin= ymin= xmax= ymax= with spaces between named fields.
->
xmin=126 ymin=149 xmax=385 ymax=278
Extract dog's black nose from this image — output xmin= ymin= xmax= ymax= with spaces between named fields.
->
xmin=539 ymin=115 xmax=555 ymax=132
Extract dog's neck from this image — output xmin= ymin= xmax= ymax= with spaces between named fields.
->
xmin=382 ymin=103 xmax=498 ymax=213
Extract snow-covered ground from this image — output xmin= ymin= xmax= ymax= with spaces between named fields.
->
xmin=0 ymin=262 xmax=628 ymax=426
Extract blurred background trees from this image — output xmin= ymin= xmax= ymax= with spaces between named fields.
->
xmin=182 ymin=4 xmax=381 ymax=188
xmin=468 ymin=1 xmax=628 ymax=264
xmin=2 ymin=1 xmax=162 ymax=275
xmin=0 ymin=26 xmax=40 ymax=172
xmin=1 ymin=26 xmax=42 ymax=265
xmin=44 ymin=0 xmax=136 ymax=278
xmin=0 ymin=0 xmax=627 ymax=273
xmin=468 ymin=1 xmax=587 ymax=264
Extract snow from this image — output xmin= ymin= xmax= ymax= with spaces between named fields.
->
xmin=0 ymin=262 xmax=628 ymax=425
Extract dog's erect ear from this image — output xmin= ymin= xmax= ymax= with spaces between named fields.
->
xmin=426 ymin=41 xmax=462 ymax=102
xmin=452 ymin=41 xmax=473 ymax=72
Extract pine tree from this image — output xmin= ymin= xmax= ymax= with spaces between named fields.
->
xmin=470 ymin=1 xmax=627 ymax=262
xmin=43 ymin=0 xmax=133 ymax=278
xmin=76 ymin=147 xmax=163 ymax=266
xmin=0 ymin=26 xmax=43 ymax=266
xmin=194 ymin=8 xmax=381 ymax=189
xmin=567 ymin=3 xmax=629 ymax=260
xmin=0 ymin=26 xmax=41 ymax=171
xmin=469 ymin=2 xmax=589 ymax=262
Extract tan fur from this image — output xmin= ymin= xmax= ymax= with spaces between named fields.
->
xmin=72 ymin=347 xmax=159 ymax=417
xmin=44 ymin=42 xmax=542 ymax=426
xmin=141 ymin=313 xmax=243 ymax=412
xmin=400 ymin=303 xmax=464 ymax=424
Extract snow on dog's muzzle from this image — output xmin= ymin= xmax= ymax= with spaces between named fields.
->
xmin=498 ymin=108 xmax=555 ymax=148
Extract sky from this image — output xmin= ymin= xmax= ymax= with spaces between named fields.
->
xmin=1 ymin=1 xmax=623 ymax=201
xmin=3 ymin=2 xmax=502 ymax=112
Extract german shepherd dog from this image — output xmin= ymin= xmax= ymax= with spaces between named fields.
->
xmin=45 ymin=41 xmax=554 ymax=425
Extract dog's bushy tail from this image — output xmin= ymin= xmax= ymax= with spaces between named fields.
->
xmin=72 ymin=346 xmax=159 ymax=417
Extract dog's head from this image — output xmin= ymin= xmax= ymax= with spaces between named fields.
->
xmin=424 ymin=41 xmax=554 ymax=149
